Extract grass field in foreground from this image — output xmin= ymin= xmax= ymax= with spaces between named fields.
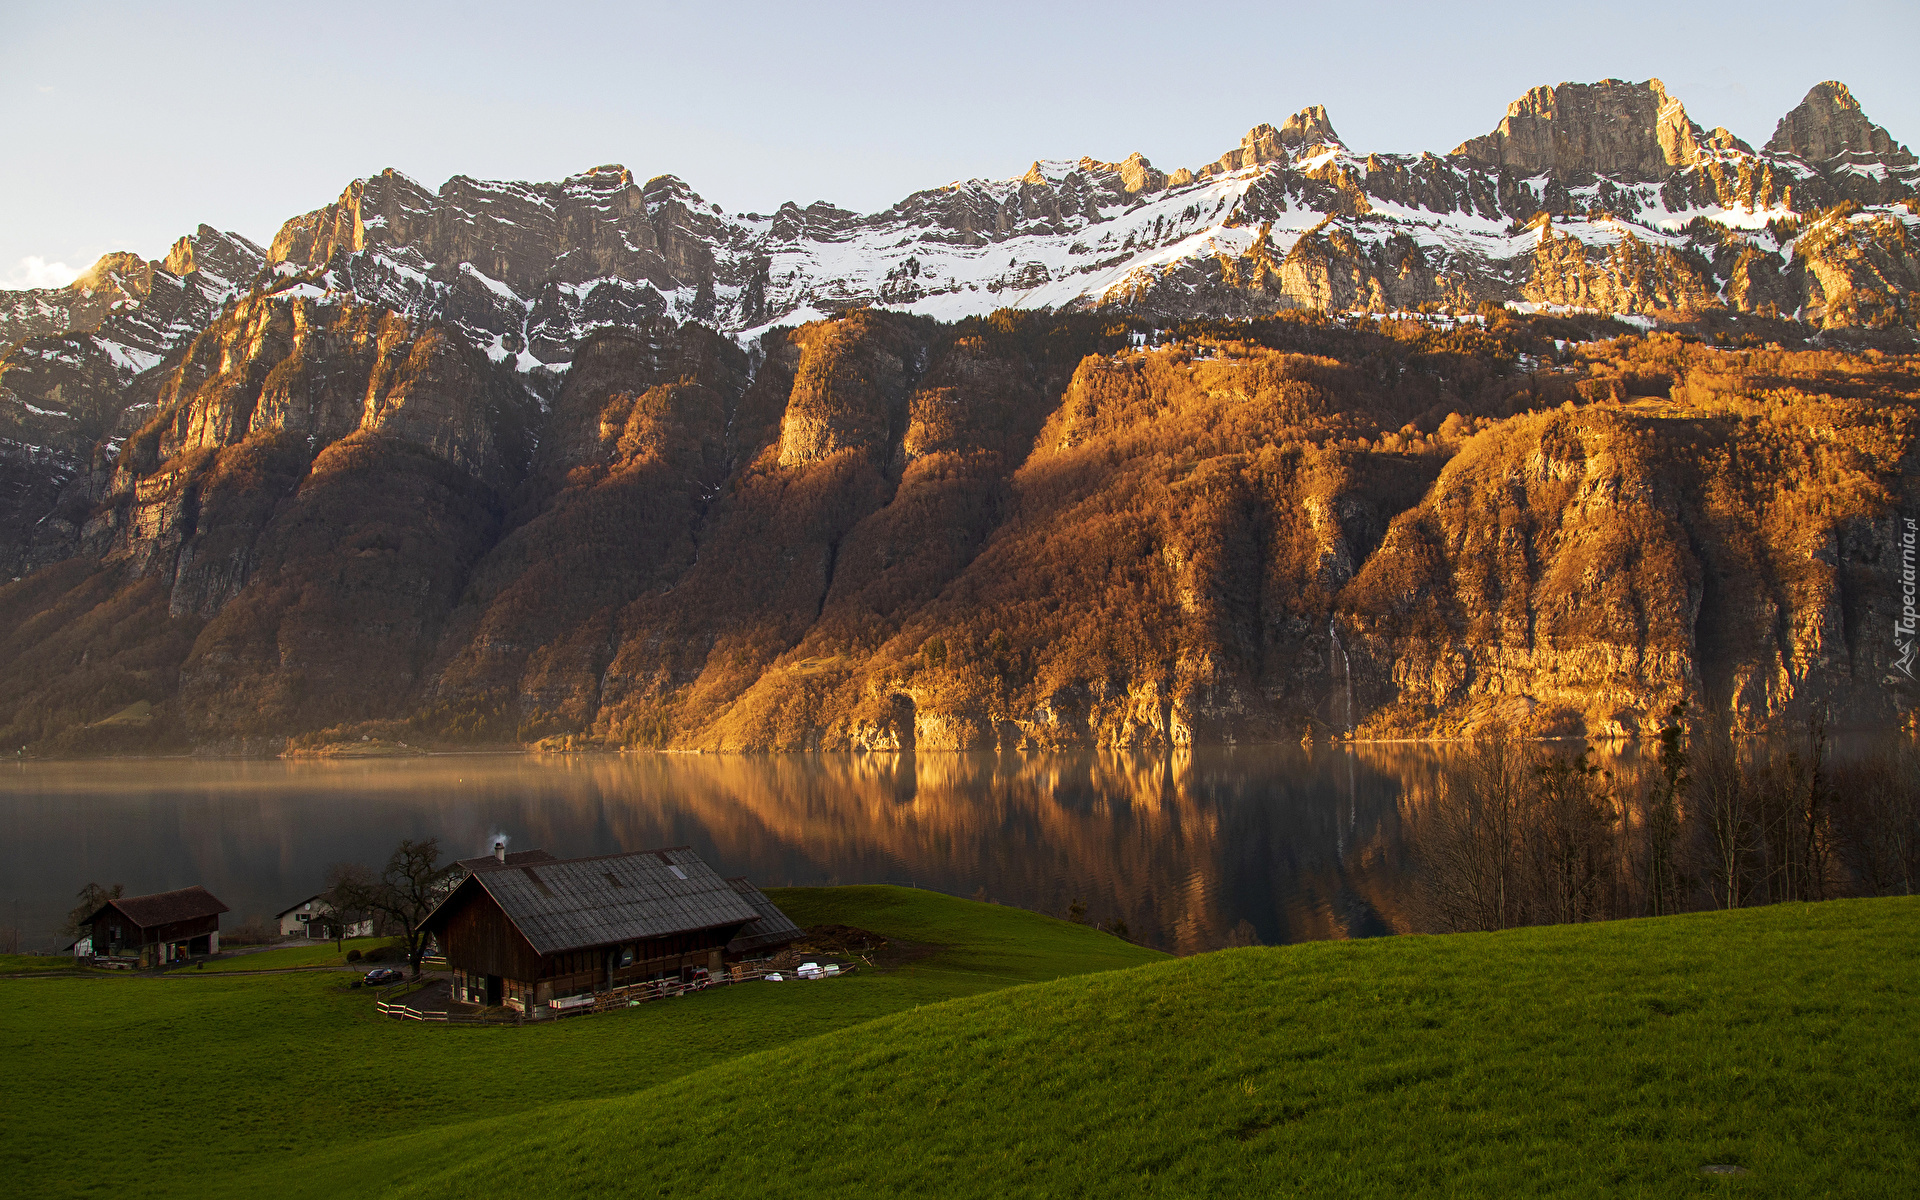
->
xmin=0 ymin=953 xmax=97 ymax=973
xmin=228 ymin=896 xmax=1917 ymax=1199
xmin=3 ymin=886 xmax=1160 ymax=1199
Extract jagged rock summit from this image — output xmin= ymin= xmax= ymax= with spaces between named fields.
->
xmin=10 ymin=76 xmax=1916 ymax=376
xmin=1766 ymin=80 xmax=1916 ymax=166
xmin=1452 ymin=78 xmax=1737 ymax=178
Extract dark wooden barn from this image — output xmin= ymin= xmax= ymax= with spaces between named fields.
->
xmin=85 ymin=886 xmax=230 ymax=967
xmin=418 ymin=846 xmax=800 ymax=1013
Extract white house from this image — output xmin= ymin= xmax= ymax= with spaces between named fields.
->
xmin=275 ymin=895 xmax=373 ymax=940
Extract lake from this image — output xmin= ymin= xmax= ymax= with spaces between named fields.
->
xmin=1 ymin=744 xmax=1662 ymax=954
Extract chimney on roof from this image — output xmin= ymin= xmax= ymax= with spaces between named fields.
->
xmin=494 ymin=841 xmax=506 ymax=863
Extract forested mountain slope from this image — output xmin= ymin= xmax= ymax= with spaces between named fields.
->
xmin=2 ymin=302 xmax=1912 ymax=754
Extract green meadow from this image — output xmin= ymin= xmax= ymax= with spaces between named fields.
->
xmin=0 ymin=953 xmax=100 ymax=973
xmin=5 ymin=888 xmax=1914 ymax=1198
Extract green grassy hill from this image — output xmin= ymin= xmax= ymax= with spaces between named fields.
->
xmin=8 ymin=889 xmax=1916 ymax=1198
xmin=3 ymin=886 xmax=1159 ymax=1199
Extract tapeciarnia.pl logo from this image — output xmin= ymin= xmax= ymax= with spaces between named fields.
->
xmin=1897 ymin=516 xmax=1917 ymax=679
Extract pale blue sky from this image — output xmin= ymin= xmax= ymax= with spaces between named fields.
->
xmin=3 ymin=0 xmax=1914 ymax=287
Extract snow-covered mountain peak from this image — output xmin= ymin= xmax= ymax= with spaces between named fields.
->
xmin=7 ymin=78 xmax=1919 ymax=402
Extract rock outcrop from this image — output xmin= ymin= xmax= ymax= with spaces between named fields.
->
xmin=1767 ymin=81 xmax=1916 ymax=167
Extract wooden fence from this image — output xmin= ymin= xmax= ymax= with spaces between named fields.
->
xmin=371 ymin=982 xmax=486 ymax=1025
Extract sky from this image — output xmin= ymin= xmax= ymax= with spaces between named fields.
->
xmin=3 ymin=0 xmax=1916 ymax=289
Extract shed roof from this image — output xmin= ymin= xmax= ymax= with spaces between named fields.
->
xmin=455 ymin=848 xmax=560 ymax=874
xmin=89 ymin=886 xmax=229 ymax=930
xmin=724 ymin=877 xmax=804 ymax=954
xmin=426 ymin=847 xmax=759 ymax=956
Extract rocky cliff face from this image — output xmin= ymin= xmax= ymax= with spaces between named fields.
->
xmin=1766 ymin=81 xmax=1918 ymax=193
xmin=1340 ymin=379 xmax=1913 ymax=738
xmin=3 ymin=78 xmax=1919 ymax=753
xmin=1 ymin=226 xmax=267 ymax=577
xmin=0 ymin=227 xmax=264 ymax=354
xmin=1452 ymin=78 xmax=1741 ymax=180
xmin=0 ymin=284 xmax=535 ymax=747
xmin=2 ymin=305 xmax=1911 ymax=756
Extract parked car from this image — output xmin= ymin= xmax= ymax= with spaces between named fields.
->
xmin=363 ymin=967 xmax=404 ymax=985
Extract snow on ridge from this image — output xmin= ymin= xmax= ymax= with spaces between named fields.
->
xmin=459 ymin=262 xmax=526 ymax=305
xmin=19 ymin=132 xmax=1913 ymax=396
xmin=98 ymin=340 xmax=162 ymax=373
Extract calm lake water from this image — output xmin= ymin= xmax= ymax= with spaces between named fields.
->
xmin=1 ymin=745 xmax=1665 ymax=954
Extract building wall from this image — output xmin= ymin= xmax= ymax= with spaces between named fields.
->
xmin=430 ymin=881 xmax=746 ymax=1010
xmin=279 ymin=901 xmax=317 ymax=938
xmin=280 ymin=899 xmax=374 ymax=940
xmin=431 ymin=883 xmax=543 ymax=982
xmin=90 ymin=911 xmax=219 ymax=954
xmin=534 ymin=927 xmax=738 ymax=1002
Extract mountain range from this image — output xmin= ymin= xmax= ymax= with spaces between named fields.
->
xmin=2 ymin=78 xmax=1916 ymax=754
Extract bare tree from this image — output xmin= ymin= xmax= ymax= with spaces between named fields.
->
xmin=1690 ymin=707 xmax=1756 ymax=909
xmin=320 ymin=862 xmax=376 ymax=951
xmin=1745 ymin=709 xmax=1840 ymax=905
xmin=66 ymin=882 xmax=124 ymax=939
xmin=1833 ymin=738 xmax=1920 ymax=896
xmin=1524 ymin=750 xmax=1618 ymax=925
xmin=352 ymin=839 xmax=457 ymax=979
xmin=1416 ymin=729 xmax=1530 ymax=932
xmin=1640 ymin=707 xmax=1688 ymax=916
xmin=1796 ymin=709 xmax=1836 ymax=902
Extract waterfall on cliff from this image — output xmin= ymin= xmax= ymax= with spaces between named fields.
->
xmin=1329 ymin=618 xmax=1355 ymax=735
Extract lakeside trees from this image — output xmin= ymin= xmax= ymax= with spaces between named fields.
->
xmin=1413 ymin=714 xmax=1919 ymax=933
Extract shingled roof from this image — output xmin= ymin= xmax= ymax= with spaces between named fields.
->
xmin=425 ymin=847 xmax=759 ymax=956
xmin=88 ymin=886 xmax=229 ymax=929
xmin=455 ymin=848 xmax=560 ymax=874
xmin=724 ymin=877 xmax=804 ymax=954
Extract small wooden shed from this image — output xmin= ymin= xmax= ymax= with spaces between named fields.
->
xmin=418 ymin=846 xmax=799 ymax=1013
xmin=85 ymin=886 xmax=229 ymax=967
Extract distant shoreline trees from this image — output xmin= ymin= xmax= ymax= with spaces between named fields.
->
xmin=1412 ymin=708 xmax=1918 ymax=932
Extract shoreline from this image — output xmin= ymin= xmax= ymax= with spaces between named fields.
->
xmin=7 ymin=725 xmax=1914 ymax=764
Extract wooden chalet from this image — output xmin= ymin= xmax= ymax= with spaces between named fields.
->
xmin=418 ymin=846 xmax=801 ymax=1014
xmin=84 ymin=886 xmax=229 ymax=967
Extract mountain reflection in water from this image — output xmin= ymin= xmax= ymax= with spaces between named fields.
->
xmin=0 ymin=745 xmax=1654 ymax=954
